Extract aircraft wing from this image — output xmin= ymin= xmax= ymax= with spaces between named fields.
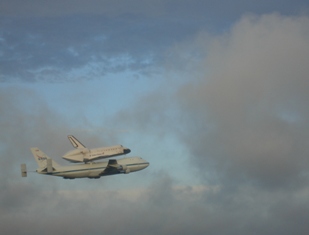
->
xmin=68 ymin=135 xmax=86 ymax=149
xmin=100 ymin=159 xmax=119 ymax=175
xmin=100 ymin=159 xmax=122 ymax=175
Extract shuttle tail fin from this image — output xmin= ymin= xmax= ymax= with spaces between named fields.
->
xmin=68 ymin=135 xmax=86 ymax=149
xmin=30 ymin=148 xmax=60 ymax=171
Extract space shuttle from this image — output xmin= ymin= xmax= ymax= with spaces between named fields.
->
xmin=21 ymin=147 xmax=148 ymax=179
xmin=62 ymin=135 xmax=131 ymax=163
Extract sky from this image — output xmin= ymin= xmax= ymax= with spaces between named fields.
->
xmin=1 ymin=0 xmax=309 ymax=234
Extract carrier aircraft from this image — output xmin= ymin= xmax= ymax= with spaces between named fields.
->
xmin=20 ymin=137 xmax=149 ymax=179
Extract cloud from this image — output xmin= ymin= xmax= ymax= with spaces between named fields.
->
xmin=1 ymin=0 xmax=308 ymax=82
xmin=111 ymin=14 xmax=309 ymax=190
xmin=172 ymin=14 xmax=309 ymax=189
xmin=2 ymin=12 xmax=309 ymax=235
xmin=0 ymin=0 xmax=167 ymax=18
xmin=1 ymin=0 xmax=307 ymax=18
xmin=107 ymin=13 xmax=309 ymax=234
xmin=2 ymin=173 xmax=309 ymax=234
xmin=0 ymin=13 xmax=196 ymax=82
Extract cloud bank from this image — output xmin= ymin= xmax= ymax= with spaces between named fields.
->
xmin=110 ymin=13 xmax=309 ymax=234
xmin=175 ymin=14 xmax=309 ymax=189
xmin=1 ymin=0 xmax=307 ymax=82
xmin=1 ymin=12 xmax=309 ymax=235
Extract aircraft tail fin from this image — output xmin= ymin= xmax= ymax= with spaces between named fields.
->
xmin=30 ymin=148 xmax=60 ymax=171
xmin=68 ymin=135 xmax=86 ymax=149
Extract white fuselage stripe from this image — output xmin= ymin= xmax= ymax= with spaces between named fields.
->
xmin=38 ymin=162 xmax=149 ymax=178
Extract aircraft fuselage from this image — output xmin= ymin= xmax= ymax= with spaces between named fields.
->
xmin=37 ymin=157 xmax=149 ymax=179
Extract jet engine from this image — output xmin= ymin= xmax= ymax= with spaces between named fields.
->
xmin=117 ymin=165 xmax=130 ymax=174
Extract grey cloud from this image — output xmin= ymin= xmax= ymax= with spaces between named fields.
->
xmin=0 ymin=86 xmax=119 ymax=233
xmin=0 ymin=14 xmax=199 ymax=82
xmin=107 ymin=13 xmax=309 ymax=234
xmin=1 ymin=0 xmax=308 ymax=83
xmin=1 ymin=0 xmax=307 ymax=18
xmin=0 ymin=86 xmax=107 ymax=180
xmin=3 ymin=173 xmax=309 ymax=235
xmin=2 ymin=12 xmax=309 ymax=235
xmin=173 ymin=14 xmax=309 ymax=189
xmin=0 ymin=0 xmax=166 ymax=18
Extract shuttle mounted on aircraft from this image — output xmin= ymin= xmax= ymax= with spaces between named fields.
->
xmin=20 ymin=136 xmax=149 ymax=179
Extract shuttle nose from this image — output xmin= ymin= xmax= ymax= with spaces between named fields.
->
xmin=124 ymin=148 xmax=131 ymax=154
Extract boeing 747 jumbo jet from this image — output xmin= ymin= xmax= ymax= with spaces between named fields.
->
xmin=20 ymin=137 xmax=149 ymax=179
xmin=62 ymin=135 xmax=131 ymax=163
xmin=21 ymin=148 xmax=149 ymax=179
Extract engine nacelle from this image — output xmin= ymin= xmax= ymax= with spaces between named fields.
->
xmin=118 ymin=165 xmax=130 ymax=173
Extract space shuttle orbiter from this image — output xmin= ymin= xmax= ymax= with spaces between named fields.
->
xmin=62 ymin=135 xmax=131 ymax=163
